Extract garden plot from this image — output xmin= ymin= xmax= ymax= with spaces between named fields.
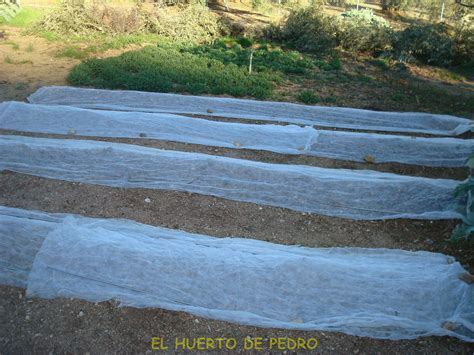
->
xmin=0 ymin=135 xmax=462 ymax=220
xmin=27 ymin=86 xmax=473 ymax=136
xmin=2 ymin=86 xmax=473 ymax=351
xmin=1 ymin=206 xmax=472 ymax=341
xmin=1 ymin=101 xmax=473 ymax=167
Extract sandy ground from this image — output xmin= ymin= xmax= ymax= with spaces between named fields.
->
xmin=0 ymin=27 xmax=76 ymax=101
xmin=0 ymin=23 xmax=473 ymax=355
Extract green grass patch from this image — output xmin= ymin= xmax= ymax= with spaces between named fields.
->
xmin=433 ymin=67 xmax=465 ymax=82
xmin=68 ymin=45 xmax=276 ymax=99
xmin=3 ymin=7 xmax=47 ymax=27
xmin=296 ymin=90 xmax=320 ymax=104
xmin=3 ymin=55 xmax=32 ymax=65
xmin=39 ymin=30 xmax=62 ymax=42
xmin=315 ymin=57 xmax=341 ymax=71
xmin=56 ymin=45 xmax=98 ymax=60
xmin=3 ymin=55 xmax=13 ymax=64
xmin=5 ymin=41 xmax=19 ymax=50
xmin=296 ymin=90 xmax=338 ymax=105
xmin=402 ymin=83 xmax=474 ymax=117
xmin=368 ymin=58 xmax=391 ymax=71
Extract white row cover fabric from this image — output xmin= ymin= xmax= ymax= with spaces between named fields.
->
xmin=1 ymin=101 xmax=473 ymax=167
xmin=0 ymin=135 xmax=462 ymax=220
xmin=0 ymin=207 xmax=62 ymax=288
xmin=0 ymin=206 xmax=472 ymax=341
xmin=27 ymin=86 xmax=473 ymax=136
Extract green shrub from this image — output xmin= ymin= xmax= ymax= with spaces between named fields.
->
xmin=393 ymin=23 xmax=454 ymax=67
xmin=297 ymin=90 xmax=320 ymax=104
xmin=266 ymin=8 xmax=392 ymax=55
xmin=452 ymin=18 xmax=474 ymax=66
xmin=452 ymin=153 xmax=474 ymax=243
xmin=315 ymin=56 xmax=341 ymax=71
xmin=267 ymin=7 xmax=338 ymax=55
xmin=68 ymin=45 xmax=275 ymax=99
xmin=338 ymin=9 xmax=393 ymax=53
xmin=186 ymin=38 xmax=314 ymax=75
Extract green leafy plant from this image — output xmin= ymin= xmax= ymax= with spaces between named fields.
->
xmin=267 ymin=7 xmax=338 ymax=55
xmin=452 ymin=152 xmax=474 ymax=243
xmin=315 ymin=56 xmax=341 ymax=71
xmin=393 ymin=23 xmax=454 ymax=67
xmin=186 ymin=38 xmax=314 ymax=75
xmin=338 ymin=9 xmax=393 ymax=53
xmin=296 ymin=90 xmax=320 ymax=104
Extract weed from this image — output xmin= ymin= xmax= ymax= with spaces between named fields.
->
xmin=369 ymin=58 xmax=391 ymax=71
xmin=40 ymin=31 xmax=61 ymax=42
xmin=3 ymin=55 xmax=32 ymax=64
xmin=296 ymin=90 xmax=320 ymax=104
xmin=3 ymin=55 xmax=13 ymax=64
xmin=5 ymin=41 xmax=20 ymax=50
xmin=25 ymin=43 xmax=33 ymax=52
xmin=355 ymin=74 xmax=374 ymax=83
xmin=315 ymin=57 xmax=342 ymax=71
xmin=14 ymin=82 xmax=28 ymax=90
xmin=186 ymin=38 xmax=313 ymax=75
xmin=56 ymin=46 xmax=97 ymax=60
xmin=434 ymin=67 xmax=464 ymax=82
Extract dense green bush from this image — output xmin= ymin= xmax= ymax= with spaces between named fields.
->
xmin=68 ymin=45 xmax=275 ymax=98
xmin=267 ymin=6 xmax=471 ymax=69
xmin=338 ymin=9 xmax=393 ymax=53
xmin=186 ymin=37 xmax=314 ymax=75
xmin=393 ymin=23 xmax=454 ymax=66
xmin=267 ymin=7 xmax=338 ymax=55
xmin=266 ymin=8 xmax=393 ymax=55
xmin=452 ymin=18 xmax=474 ymax=66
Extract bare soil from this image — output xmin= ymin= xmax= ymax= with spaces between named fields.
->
xmin=0 ymin=27 xmax=76 ymax=101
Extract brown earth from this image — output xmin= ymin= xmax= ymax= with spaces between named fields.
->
xmin=0 ymin=27 xmax=76 ymax=101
